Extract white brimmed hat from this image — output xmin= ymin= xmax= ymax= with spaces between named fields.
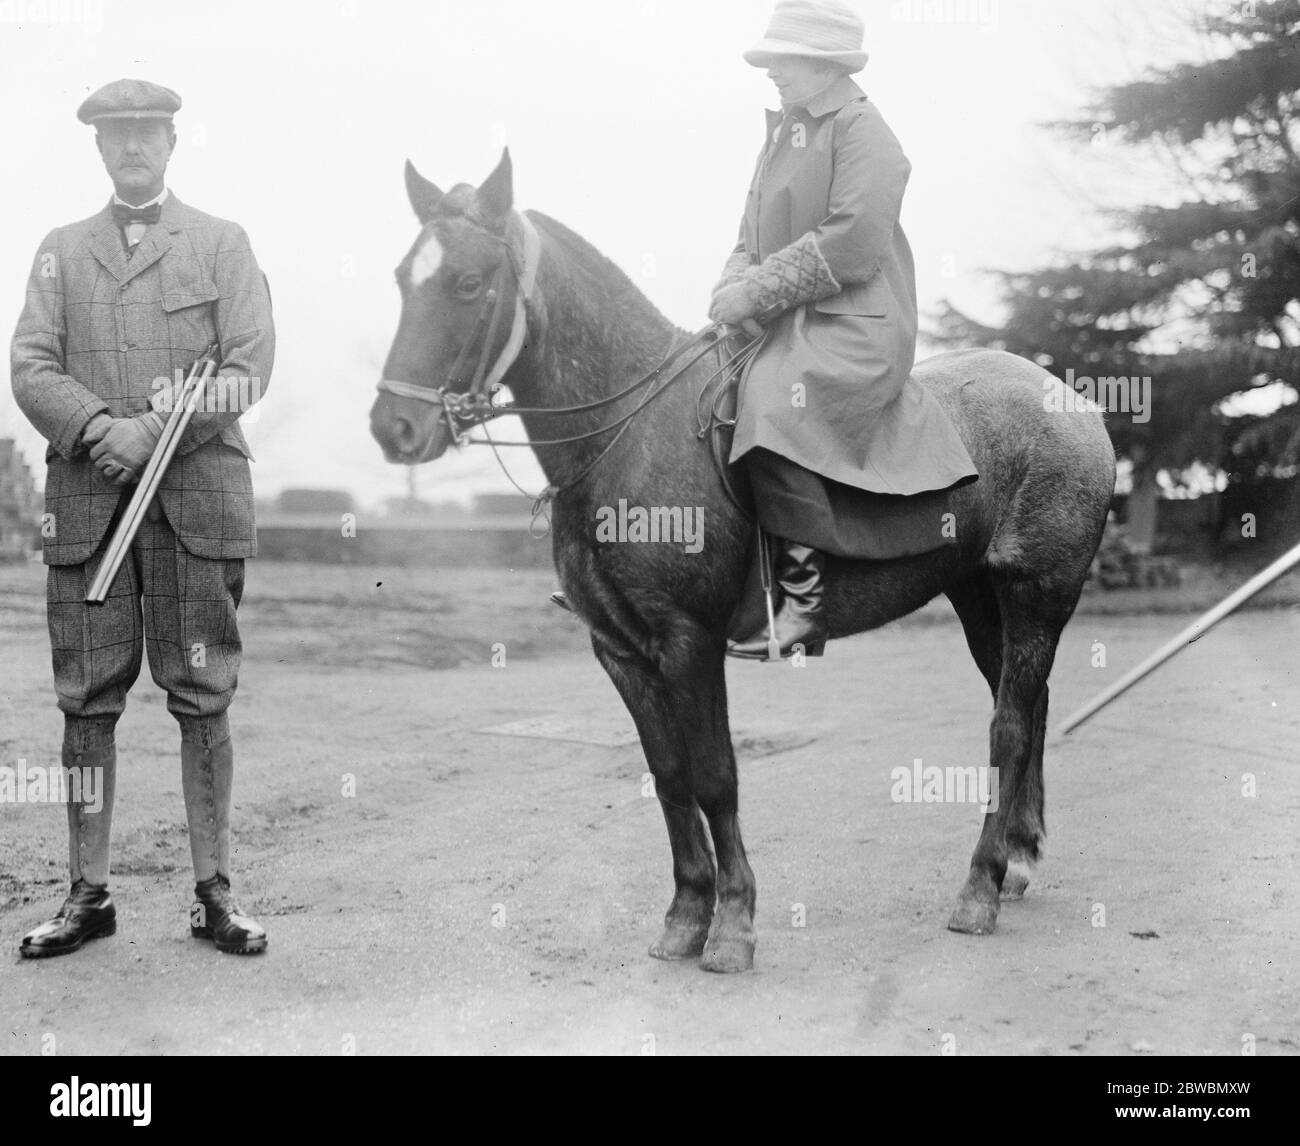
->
xmin=743 ymin=0 xmax=868 ymax=73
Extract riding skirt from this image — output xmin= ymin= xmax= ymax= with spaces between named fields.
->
xmin=745 ymin=447 xmax=973 ymax=560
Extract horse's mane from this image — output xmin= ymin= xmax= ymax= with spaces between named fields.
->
xmin=524 ymin=209 xmax=679 ymax=335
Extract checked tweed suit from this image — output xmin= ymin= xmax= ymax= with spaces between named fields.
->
xmin=13 ymin=73 xmax=273 ymax=959
xmin=11 ymin=193 xmax=273 ymax=722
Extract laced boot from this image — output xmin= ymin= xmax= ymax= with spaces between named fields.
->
xmin=20 ymin=878 xmax=116 ymax=958
xmin=181 ymin=718 xmax=267 ymax=954
xmin=20 ymin=733 xmax=117 ymax=958
xmin=190 ymin=873 xmax=267 ymax=955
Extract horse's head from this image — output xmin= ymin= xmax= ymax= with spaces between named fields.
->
xmin=370 ymin=149 xmax=531 ymax=464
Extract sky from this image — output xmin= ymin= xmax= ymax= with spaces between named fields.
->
xmin=0 ymin=0 xmax=1207 ymax=508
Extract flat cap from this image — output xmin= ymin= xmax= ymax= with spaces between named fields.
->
xmin=77 ymin=78 xmax=181 ymax=125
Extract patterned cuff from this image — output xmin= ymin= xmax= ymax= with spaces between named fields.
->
xmin=712 ymin=249 xmax=754 ymax=294
xmin=67 ymin=405 xmax=111 ymax=459
xmin=743 ymin=233 xmax=840 ymax=313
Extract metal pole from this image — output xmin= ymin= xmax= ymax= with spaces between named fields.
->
xmin=1057 ymin=540 xmax=1300 ymax=735
xmin=84 ymin=347 xmax=219 ymax=604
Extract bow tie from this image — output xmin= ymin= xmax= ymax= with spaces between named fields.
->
xmin=111 ymin=202 xmax=161 ymax=227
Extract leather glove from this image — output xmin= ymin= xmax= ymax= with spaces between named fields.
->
xmin=81 ymin=412 xmax=114 ymax=446
xmin=89 ymin=414 xmax=164 ymax=486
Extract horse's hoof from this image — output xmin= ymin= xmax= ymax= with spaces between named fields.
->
xmin=700 ymin=935 xmax=755 ymax=973
xmin=648 ymin=923 xmax=708 ymax=961
xmin=947 ymin=897 xmax=998 ymax=935
xmin=1000 ymin=864 xmax=1031 ymax=900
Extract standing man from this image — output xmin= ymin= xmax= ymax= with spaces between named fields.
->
xmin=11 ymin=79 xmax=273 ymax=957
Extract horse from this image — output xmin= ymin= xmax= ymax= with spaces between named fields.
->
xmin=369 ymin=150 xmax=1116 ymax=973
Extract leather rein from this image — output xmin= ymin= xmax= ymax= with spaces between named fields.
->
xmin=375 ymin=211 xmax=764 ymax=514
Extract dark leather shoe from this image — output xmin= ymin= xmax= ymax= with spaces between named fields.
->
xmin=728 ymin=541 xmax=828 ymax=660
xmin=191 ymin=875 xmax=267 ymax=955
xmin=19 ymin=880 xmax=116 ymax=959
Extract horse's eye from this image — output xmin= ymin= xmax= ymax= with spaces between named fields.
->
xmin=454 ymin=275 xmax=483 ymax=300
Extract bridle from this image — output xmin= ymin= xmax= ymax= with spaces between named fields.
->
xmin=375 ymin=211 xmax=542 ymax=445
xmin=374 ymin=210 xmax=766 ymax=520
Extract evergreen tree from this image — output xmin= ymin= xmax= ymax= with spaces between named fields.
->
xmin=935 ymin=0 xmax=1300 ymax=532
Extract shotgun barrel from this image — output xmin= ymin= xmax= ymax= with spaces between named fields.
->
xmin=84 ymin=345 xmax=220 ymax=605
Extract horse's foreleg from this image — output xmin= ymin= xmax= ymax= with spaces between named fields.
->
xmin=665 ymin=646 xmax=756 ymax=974
xmin=697 ymin=802 xmax=757 ymax=973
xmin=592 ymin=639 xmax=716 ymax=960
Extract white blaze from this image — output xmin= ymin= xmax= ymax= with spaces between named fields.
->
xmin=409 ymin=233 xmax=443 ymax=287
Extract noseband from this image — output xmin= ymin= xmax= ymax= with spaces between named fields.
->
xmin=376 ymin=211 xmax=542 ymax=445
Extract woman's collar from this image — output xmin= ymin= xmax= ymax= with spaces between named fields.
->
xmin=781 ymin=73 xmax=866 ymax=119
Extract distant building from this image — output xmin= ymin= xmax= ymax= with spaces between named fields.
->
xmin=473 ymin=493 xmax=533 ymax=518
xmin=275 ymin=488 xmax=355 ymax=515
xmin=382 ymin=496 xmax=439 ymax=519
xmin=0 ymin=438 xmax=41 ymax=559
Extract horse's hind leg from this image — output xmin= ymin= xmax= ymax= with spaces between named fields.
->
xmin=946 ymin=569 xmax=1032 ymax=899
xmin=948 ymin=574 xmax=1073 ymax=934
xmin=592 ymin=637 xmax=717 ymax=961
xmin=1004 ymin=686 xmax=1049 ymax=899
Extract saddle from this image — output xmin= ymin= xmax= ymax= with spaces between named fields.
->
xmin=700 ymin=329 xmax=964 ymax=646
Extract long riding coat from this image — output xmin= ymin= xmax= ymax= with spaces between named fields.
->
xmin=728 ymin=75 xmax=977 ymax=496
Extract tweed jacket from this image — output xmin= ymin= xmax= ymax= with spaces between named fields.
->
xmin=723 ymin=75 xmax=977 ymax=496
xmin=11 ymin=193 xmax=274 ymax=565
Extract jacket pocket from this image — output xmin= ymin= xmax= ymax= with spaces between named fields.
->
xmin=160 ymin=266 xmax=220 ymax=360
xmin=814 ymin=276 xmax=890 ymax=317
xmin=160 ymin=263 xmax=220 ymax=314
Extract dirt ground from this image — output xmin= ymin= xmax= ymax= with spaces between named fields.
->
xmin=1 ymin=557 xmax=1297 ymax=1055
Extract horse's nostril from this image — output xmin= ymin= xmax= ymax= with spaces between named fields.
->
xmin=392 ymin=416 xmax=417 ymax=451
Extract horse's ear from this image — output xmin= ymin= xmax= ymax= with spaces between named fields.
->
xmin=405 ymin=159 xmax=443 ymax=224
xmin=477 ymin=147 xmax=513 ymax=223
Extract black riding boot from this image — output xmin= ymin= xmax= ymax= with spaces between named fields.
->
xmin=727 ymin=540 xmax=828 ymax=660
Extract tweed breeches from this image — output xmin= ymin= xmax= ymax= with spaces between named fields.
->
xmin=46 ymin=507 xmax=244 ymax=721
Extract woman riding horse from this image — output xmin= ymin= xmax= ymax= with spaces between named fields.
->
xmin=712 ymin=0 xmax=979 ymax=659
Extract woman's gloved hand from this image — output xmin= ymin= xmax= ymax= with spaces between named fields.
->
xmin=709 ymin=280 xmax=765 ymax=339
